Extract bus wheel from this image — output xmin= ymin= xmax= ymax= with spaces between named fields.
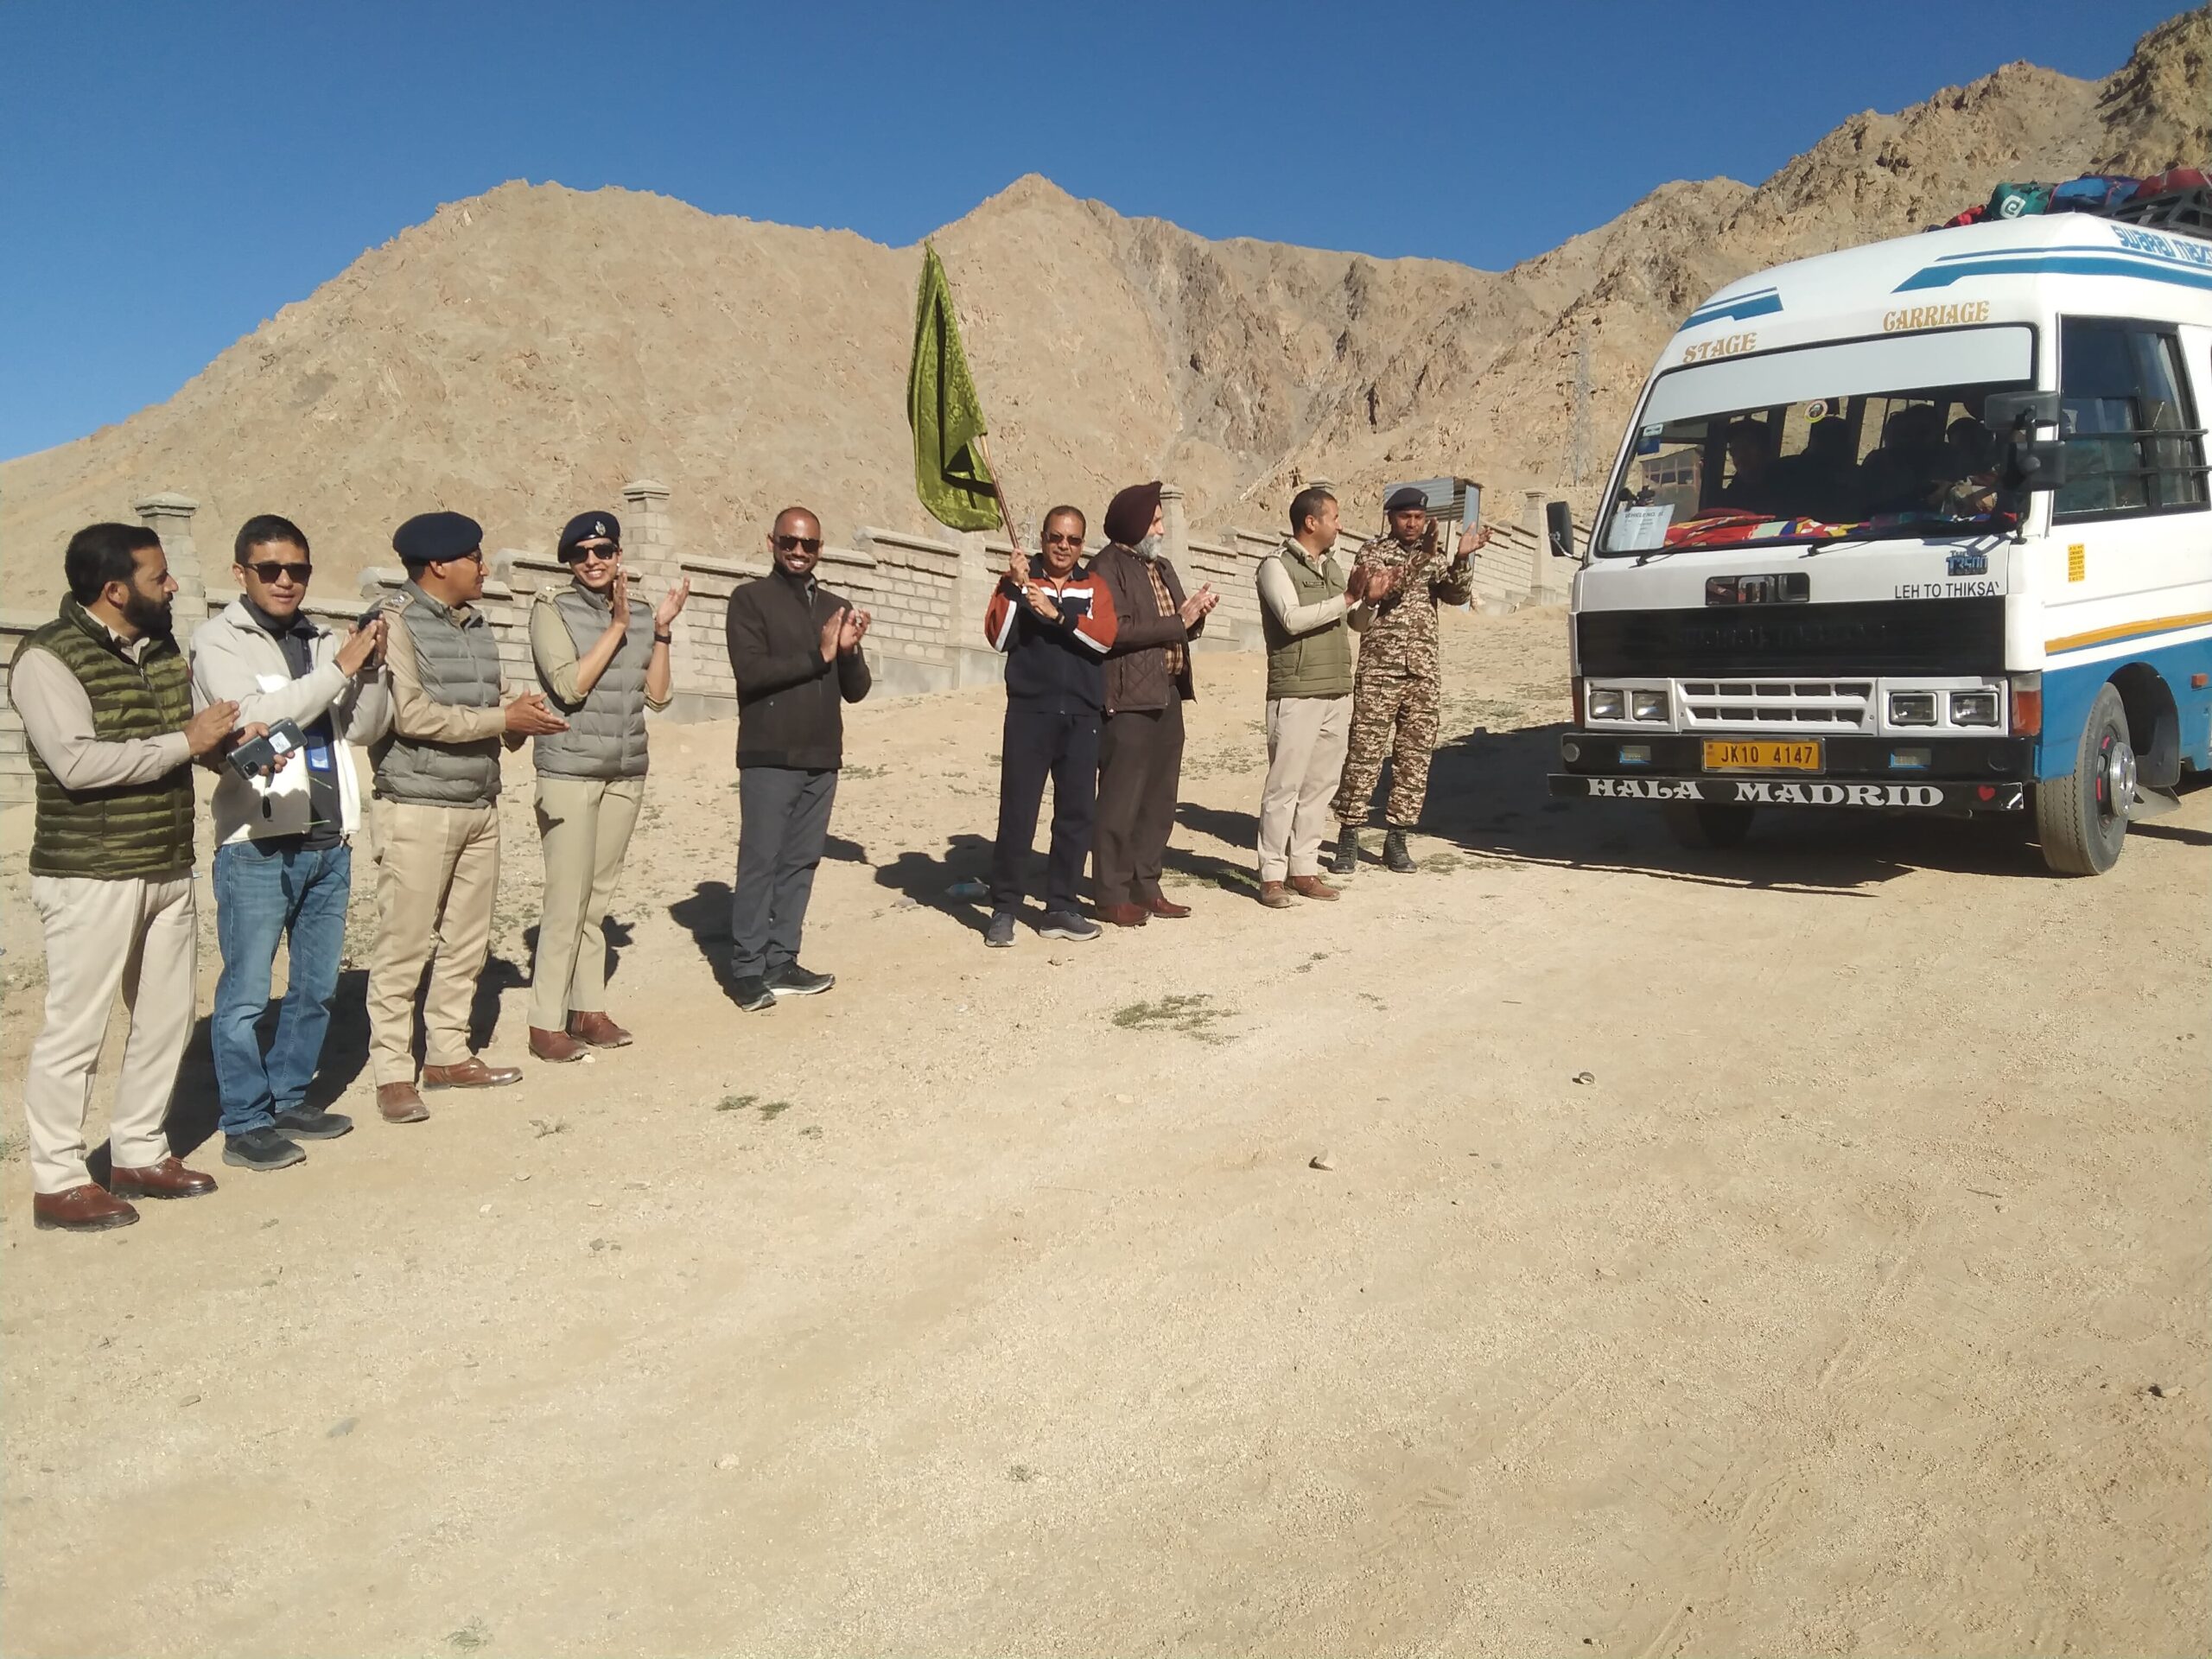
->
xmin=2036 ymin=681 xmax=2133 ymax=876
xmin=1661 ymin=801 xmax=1756 ymax=849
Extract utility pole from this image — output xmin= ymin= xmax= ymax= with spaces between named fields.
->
xmin=1568 ymin=331 xmax=1592 ymax=492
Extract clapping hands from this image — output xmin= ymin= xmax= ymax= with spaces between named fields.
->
xmin=503 ymin=691 xmax=569 ymax=737
xmin=1179 ymin=583 xmax=1218 ymax=628
xmin=336 ymin=614 xmax=386 ymax=676
xmin=1346 ymin=564 xmax=1397 ymax=604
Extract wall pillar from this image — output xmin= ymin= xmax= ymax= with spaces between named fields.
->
xmin=620 ymin=478 xmax=690 ymax=684
xmin=1160 ymin=483 xmax=1189 ymax=563
xmin=620 ymin=479 xmax=677 ymax=579
xmin=1522 ymin=488 xmax=1552 ymax=605
xmin=135 ymin=492 xmax=208 ymax=646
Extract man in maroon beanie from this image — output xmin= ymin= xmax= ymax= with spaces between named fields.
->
xmin=1085 ymin=481 xmax=1217 ymax=925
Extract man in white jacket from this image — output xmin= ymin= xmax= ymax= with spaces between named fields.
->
xmin=191 ymin=515 xmax=391 ymax=1171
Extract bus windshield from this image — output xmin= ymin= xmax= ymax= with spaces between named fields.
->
xmin=1599 ymin=326 xmax=2037 ymax=556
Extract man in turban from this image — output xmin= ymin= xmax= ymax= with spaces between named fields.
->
xmin=1084 ymin=482 xmax=1217 ymax=925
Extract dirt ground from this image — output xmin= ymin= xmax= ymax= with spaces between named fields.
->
xmin=2 ymin=607 xmax=2205 ymax=1658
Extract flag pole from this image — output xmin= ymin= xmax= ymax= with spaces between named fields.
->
xmin=973 ymin=430 xmax=1023 ymax=554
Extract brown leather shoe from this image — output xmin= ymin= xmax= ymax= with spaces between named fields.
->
xmin=421 ymin=1057 xmax=524 ymax=1090
xmin=106 ymin=1157 xmax=216 ymax=1200
xmin=567 ymin=1011 xmax=632 ymax=1048
xmin=1143 ymin=895 xmax=1192 ymax=919
xmin=33 ymin=1183 xmax=139 ymax=1231
xmin=1097 ymin=903 xmax=1150 ymax=928
xmin=1288 ymin=875 xmax=1340 ymax=901
xmin=529 ymin=1026 xmax=586 ymax=1063
xmin=1257 ymin=880 xmax=1295 ymax=910
xmin=377 ymin=1083 xmax=429 ymax=1124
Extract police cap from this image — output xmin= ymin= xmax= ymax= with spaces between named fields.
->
xmin=391 ymin=511 xmax=484 ymax=567
xmin=558 ymin=511 xmax=621 ymax=554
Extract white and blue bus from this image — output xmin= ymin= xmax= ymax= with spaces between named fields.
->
xmin=1549 ymin=210 xmax=2211 ymax=873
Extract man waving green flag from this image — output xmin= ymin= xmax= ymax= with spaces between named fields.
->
xmin=906 ymin=244 xmax=1003 ymax=533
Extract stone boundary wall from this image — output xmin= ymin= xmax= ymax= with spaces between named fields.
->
xmin=0 ymin=480 xmax=1580 ymax=804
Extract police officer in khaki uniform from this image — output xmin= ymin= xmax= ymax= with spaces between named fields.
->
xmin=524 ymin=510 xmax=688 ymax=1060
xmin=365 ymin=512 xmax=568 ymax=1125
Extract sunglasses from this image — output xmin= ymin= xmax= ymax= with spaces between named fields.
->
xmin=560 ymin=543 xmax=620 ymax=564
xmin=773 ymin=534 xmax=823 ymax=555
xmin=1042 ymin=531 xmax=1084 ymax=547
xmin=246 ymin=561 xmax=313 ymax=584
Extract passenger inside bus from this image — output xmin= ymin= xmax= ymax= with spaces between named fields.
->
xmin=1859 ymin=403 xmax=1948 ymax=514
xmin=1715 ymin=417 xmax=1776 ymax=513
xmin=1770 ymin=412 xmax=1859 ymax=523
xmin=1939 ymin=416 xmax=2000 ymax=516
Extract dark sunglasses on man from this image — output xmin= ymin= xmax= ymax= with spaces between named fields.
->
xmin=773 ymin=534 xmax=823 ymax=555
xmin=246 ymin=560 xmax=313 ymax=584
xmin=1042 ymin=531 xmax=1084 ymax=548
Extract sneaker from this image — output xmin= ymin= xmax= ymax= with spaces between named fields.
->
xmin=766 ymin=963 xmax=836 ymax=998
xmin=984 ymin=912 xmax=1018 ymax=949
xmin=1037 ymin=910 xmax=1101 ymax=942
xmin=274 ymin=1108 xmax=353 ymax=1141
xmin=729 ymin=974 xmax=776 ymax=1013
xmin=223 ymin=1128 xmax=307 ymax=1171
xmin=1326 ymin=831 xmax=1361 ymax=877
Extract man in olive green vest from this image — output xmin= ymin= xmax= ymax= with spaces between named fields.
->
xmin=1252 ymin=487 xmax=1387 ymax=907
xmin=13 ymin=524 xmax=244 ymax=1230
xmin=364 ymin=512 xmax=568 ymax=1125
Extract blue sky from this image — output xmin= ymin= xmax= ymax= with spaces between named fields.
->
xmin=0 ymin=0 xmax=2186 ymax=462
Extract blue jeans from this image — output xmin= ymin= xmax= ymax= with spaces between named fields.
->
xmin=212 ymin=840 xmax=353 ymax=1137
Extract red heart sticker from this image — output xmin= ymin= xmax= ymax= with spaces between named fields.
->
xmin=1977 ymin=785 xmax=1995 ymax=800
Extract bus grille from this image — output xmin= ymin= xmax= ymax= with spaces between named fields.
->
xmin=1576 ymin=597 xmax=2005 ymax=677
xmin=1678 ymin=681 xmax=1873 ymax=730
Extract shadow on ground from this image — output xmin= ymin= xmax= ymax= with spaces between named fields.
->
xmin=1168 ymin=802 xmax=1260 ymax=897
xmin=149 ymin=944 xmax=531 ymax=1164
xmin=872 ymin=834 xmax=995 ymax=933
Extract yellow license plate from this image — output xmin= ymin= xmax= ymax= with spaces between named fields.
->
xmin=1703 ymin=740 xmax=1823 ymax=772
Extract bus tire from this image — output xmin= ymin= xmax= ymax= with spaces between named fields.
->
xmin=1661 ymin=801 xmax=1756 ymax=849
xmin=2036 ymin=681 xmax=2133 ymax=876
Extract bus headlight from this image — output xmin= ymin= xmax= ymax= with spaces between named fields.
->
xmin=1888 ymin=690 xmax=1938 ymax=727
xmin=1631 ymin=690 xmax=1669 ymax=722
xmin=1589 ymin=687 xmax=1625 ymax=721
xmin=1949 ymin=689 xmax=1999 ymax=728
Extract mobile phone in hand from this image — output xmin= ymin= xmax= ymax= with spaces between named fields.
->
xmin=227 ymin=718 xmax=307 ymax=781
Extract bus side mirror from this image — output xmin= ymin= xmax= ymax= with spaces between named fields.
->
xmin=1983 ymin=389 xmax=2060 ymax=430
xmin=2003 ymin=439 xmax=2069 ymax=493
xmin=1545 ymin=499 xmax=1578 ymax=561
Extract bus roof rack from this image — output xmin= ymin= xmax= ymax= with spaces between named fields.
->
xmin=2111 ymin=185 xmax=2212 ymax=236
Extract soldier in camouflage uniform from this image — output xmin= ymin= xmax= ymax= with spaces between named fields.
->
xmin=1329 ymin=486 xmax=1489 ymax=874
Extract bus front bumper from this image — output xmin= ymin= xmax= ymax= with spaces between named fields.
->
xmin=1548 ymin=732 xmax=2031 ymax=813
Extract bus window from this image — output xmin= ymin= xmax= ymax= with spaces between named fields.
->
xmin=2055 ymin=319 xmax=2209 ymax=519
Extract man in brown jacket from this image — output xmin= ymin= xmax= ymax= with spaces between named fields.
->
xmin=1087 ymin=481 xmax=1217 ymax=926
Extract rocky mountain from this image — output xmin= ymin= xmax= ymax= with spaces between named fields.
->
xmin=3 ymin=9 xmax=2203 ymax=600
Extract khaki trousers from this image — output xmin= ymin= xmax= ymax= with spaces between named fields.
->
xmin=1258 ymin=695 xmax=1351 ymax=880
xmin=529 ymin=775 xmax=644 ymax=1030
xmin=24 ymin=872 xmax=195 ymax=1193
xmin=366 ymin=800 xmax=500 ymax=1087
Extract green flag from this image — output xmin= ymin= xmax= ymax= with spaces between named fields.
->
xmin=906 ymin=244 xmax=1001 ymax=532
